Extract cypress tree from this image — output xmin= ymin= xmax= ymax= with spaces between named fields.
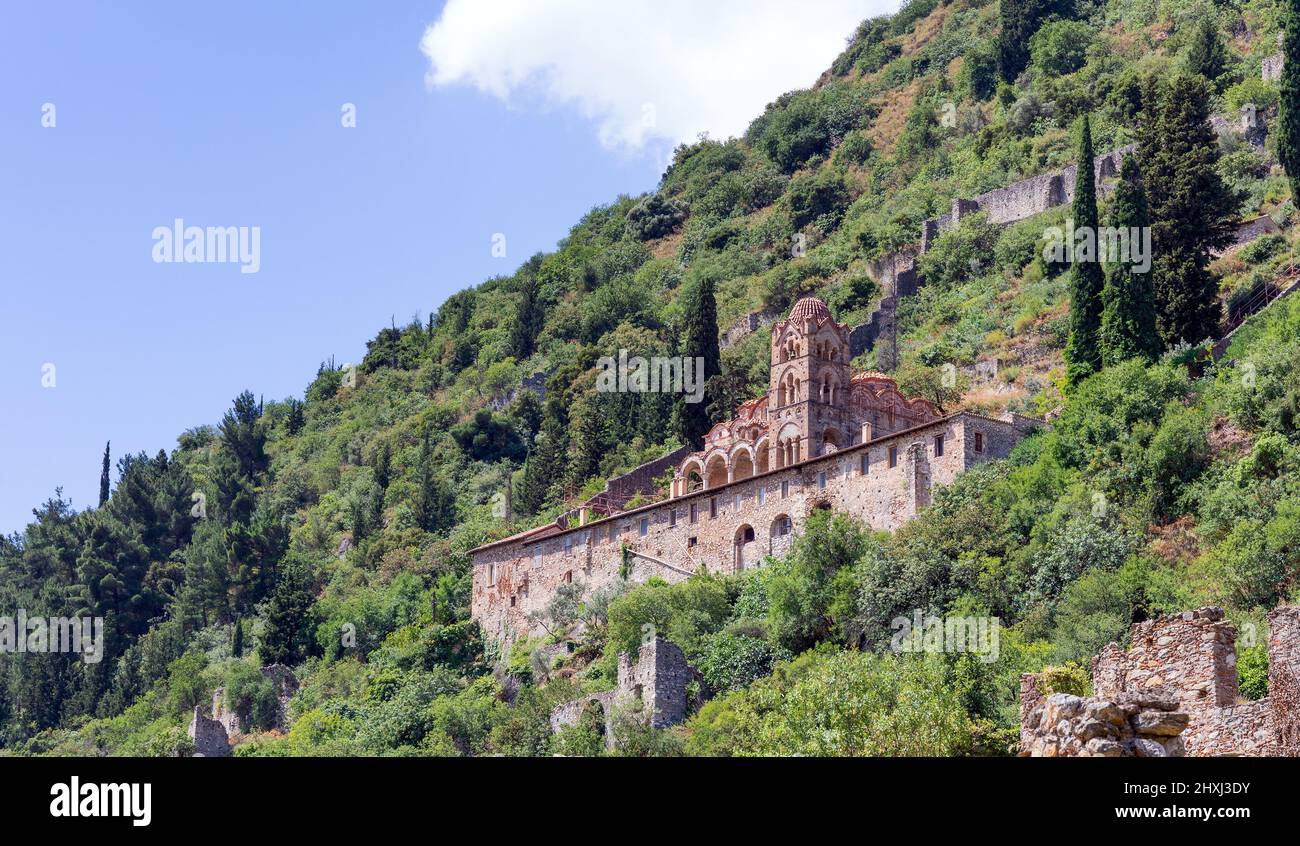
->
xmin=1184 ymin=16 xmax=1230 ymax=90
xmin=510 ymin=271 xmax=545 ymax=360
xmin=1280 ymin=0 xmax=1300 ymax=202
xmin=1139 ymin=72 xmax=1236 ymax=347
xmin=1100 ymin=157 xmax=1161 ymax=366
xmin=414 ymin=427 xmax=455 ymax=534
xmin=1064 ymin=114 xmax=1105 ymax=388
xmin=98 ymin=441 xmax=111 ymax=507
xmin=261 ymin=556 xmax=314 ymax=666
xmin=673 ymin=274 xmax=720 ymax=451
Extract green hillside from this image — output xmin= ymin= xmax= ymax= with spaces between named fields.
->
xmin=3 ymin=0 xmax=1300 ymax=756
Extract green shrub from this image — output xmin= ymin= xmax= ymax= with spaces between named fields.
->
xmin=625 ymin=194 xmax=687 ymax=240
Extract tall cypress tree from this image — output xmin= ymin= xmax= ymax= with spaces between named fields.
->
xmin=414 ymin=427 xmax=455 ymax=534
xmin=1064 ymin=114 xmax=1105 ymax=388
xmin=1184 ymin=16 xmax=1230 ymax=90
xmin=1280 ymin=1 xmax=1300 ymax=202
xmin=1139 ymin=72 xmax=1236 ymax=347
xmin=510 ymin=271 xmax=545 ymax=360
xmin=98 ymin=441 xmax=111 ymax=507
xmin=1100 ymin=157 xmax=1161 ymax=366
xmin=673 ymin=274 xmax=720 ymax=451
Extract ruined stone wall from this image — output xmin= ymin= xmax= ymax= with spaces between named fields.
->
xmin=923 ymin=146 xmax=1135 ymax=242
xmin=1269 ymin=606 xmax=1300 ymax=756
xmin=472 ymin=412 xmax=1028 ymax=644
xmin=617 ymin=637 xmax=694 ymax=729
xmin=1061 ymin=606 xmax=1300 ymax=756
xmin=188 ymin=706 xmax=230 ymax=757
xmin=720 ymin=310 xmax=778 ymax=350
xmin=1263 ymin=52 xmax=1285 ymax=83
xmin=550 ymin=637 xmax=697 ymax=744
xmin=1019 ymin=687 xmax=1189 ymax=757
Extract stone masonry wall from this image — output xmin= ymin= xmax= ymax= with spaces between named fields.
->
xmin=1019 ymin=688 xmax=1190 ymax=757
xmin=188 ymin=706 xmax=230 ymax=757
xmin=1268 ymin=606 xmax=1300 ymax=756
xmin=1049 ymin=605 xmax=1300 ymax=756
xmin=473 ymin=412 xmax=1029 ymax=645
xmin=550 ymin=636 xmax=698 ymax=745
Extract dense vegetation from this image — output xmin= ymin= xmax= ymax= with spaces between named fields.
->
xmin=2 ymin=0 xmax=1298 ymax=756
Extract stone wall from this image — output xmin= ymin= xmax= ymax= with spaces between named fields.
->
xmin=720 ymin=310 xmax=778 ymax=350
xmin=922 ymin=146 xmax=1135 ymax=243
xmin=1025 ymin=605 xmax=1300 ymax=756
xmin=472 ymin=411 xmax=1029 ymax=644
xmin=208 ymin=664 xmax=299 ymax=738
xmin=188 ymin=706 xmax=230 ymax=757
xmin=550 ymin=636 xmax=699 ymax=746
xmin=1268 ymin=606 xmax=1300 ymax=756
xmin=617 ymin=637 xmax=695 ymax=729
xmin=1019 ymin=688 xmax=1189 ymax=757
xmin=583 ymin=446 xmax=692 ymax=514
xmin=1263 ymin=51 xmax=1284 ymax=83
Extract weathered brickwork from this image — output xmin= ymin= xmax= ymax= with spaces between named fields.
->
xmin=1021 ymin=606 xmax=1300 ymax=756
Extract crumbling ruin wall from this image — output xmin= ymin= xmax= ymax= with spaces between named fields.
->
xmin=209 ymin=664 xmax=300 ymax=738
xmin=1269 ymin=606 xmax=1300 ymax=756
xmin=923 ymin=146 xmax=1135 ymax=242
xmin=1029 ymin=605 xmax=1300 ymax=756
xmin=1019 ymin=686 xmax=1189 ymax=757
xmin=550 ymin=636 xmax=698 ymax=744
xmin=188 ymin=706 xmax=230 ymax=757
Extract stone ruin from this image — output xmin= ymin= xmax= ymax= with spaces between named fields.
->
xmin=1019 ymin=685 xmax=1190 ymax=757
xmin=1020 ymin=605 xmax=1300 ymax=757
xmin=187 ymin=663 xmax=300 ymax=756
xmin=549 ymin=636 xmax=699 ymax=749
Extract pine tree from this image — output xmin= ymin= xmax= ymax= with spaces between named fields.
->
xmin=1064 ymin=114 xmax=1105 ymax=388
xmin=1100 ymin=156 xmax=1161 ymax=366
xmin=98 ymin=441 xmax=111 ymax=507
xmin=1139 ymin=72 xmax=1236 ymax=347
xmin=1184 ymin=16 xmax=1230 ymax=90
xmin=1280 ymin=0 xmax=1300 ymax=202
xmin=673 ymin=274 xmax=720 ymax=450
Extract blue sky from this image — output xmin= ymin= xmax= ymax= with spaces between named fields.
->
xmin=0 ymin=0 xmax=893 ymax=535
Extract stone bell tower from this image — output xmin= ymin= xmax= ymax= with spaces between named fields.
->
xmin=767 ymin=297 xmax=853 ymax=470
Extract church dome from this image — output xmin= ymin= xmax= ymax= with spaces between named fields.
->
xmin=789 ymin=296 xmax=832 ymax=324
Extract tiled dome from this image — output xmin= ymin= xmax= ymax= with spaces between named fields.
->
xmin=788 ymin=296 xmax=832 ymax=323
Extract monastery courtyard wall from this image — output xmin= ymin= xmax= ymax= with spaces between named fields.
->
xmin=472 ymin=411 xmax=1031 ymax=645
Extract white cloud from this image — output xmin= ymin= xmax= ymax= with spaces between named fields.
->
xmin=421 ymin=0 xmax=898 ymax=151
